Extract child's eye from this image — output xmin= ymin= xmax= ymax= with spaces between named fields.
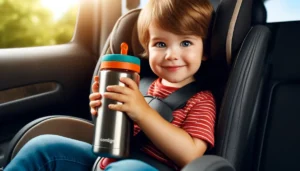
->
xmin=181 ymin=41 xmax=192 ymax=47
xmin=154 ymin=42 xmax=166 ymax=48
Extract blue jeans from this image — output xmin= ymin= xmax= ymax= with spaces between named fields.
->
xmin=4 ymin=135 xmax=158 ymax=171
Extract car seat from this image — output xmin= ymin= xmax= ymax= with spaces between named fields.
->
xmin=2 ymin=0 xmax=271 ymax=170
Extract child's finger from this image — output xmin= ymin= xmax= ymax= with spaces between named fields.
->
xmin=89 ymin=100 xmax=101 ymax=108
xmin=92 ymin=82 xmax=99 ymax=93
xmin=94 ymin=76 xmax=99 ymax=82
xmin=89 ymin=93 xmax=101 ymax=101
xmin=90 ymin=100 xmax=102 ymax=116
xmin=90 ymin=108 xmax=97 ymax=116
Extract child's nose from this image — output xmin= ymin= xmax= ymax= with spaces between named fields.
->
xmin=165 ymin=49 xmax=179 ymax=60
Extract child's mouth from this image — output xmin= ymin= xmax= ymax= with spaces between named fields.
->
xmin=162 ymin=66 xmax=183 ymax=72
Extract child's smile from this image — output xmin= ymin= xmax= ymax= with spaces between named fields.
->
xmin=162 ymin=65 xmax=185 ymax=72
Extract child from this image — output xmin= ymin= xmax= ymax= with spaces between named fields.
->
xmin=4 ymin=0 xmax=215 ymax=171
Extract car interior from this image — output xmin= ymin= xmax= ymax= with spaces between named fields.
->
xmin=0 ymin=0 xmax=299 ymax=170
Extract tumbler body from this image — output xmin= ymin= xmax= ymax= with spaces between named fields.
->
xmin=92 ymin=54 xmax=140 ymax=158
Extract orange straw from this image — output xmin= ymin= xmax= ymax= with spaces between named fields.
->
xmin=121 ymin=42 xmax=128 ymax=55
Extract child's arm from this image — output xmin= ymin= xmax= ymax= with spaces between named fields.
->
xmin=136 ymin=105 xmax=211 ymax=167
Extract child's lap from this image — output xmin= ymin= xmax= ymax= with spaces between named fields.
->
xmin=10 ymin=134 xmax=158 ymax=171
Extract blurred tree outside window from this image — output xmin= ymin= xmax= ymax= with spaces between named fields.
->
xmin=0 ymin=0 xmax=79 ymax=48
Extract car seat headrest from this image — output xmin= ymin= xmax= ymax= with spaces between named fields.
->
xmin=110 ymin=9 xmax=143 ymax=57
xmin=210 ymin=0 xmax=266 ymax=66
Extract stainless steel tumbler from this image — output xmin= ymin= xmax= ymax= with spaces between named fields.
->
xmin=92 ymin=54 xmax=140 ymax=158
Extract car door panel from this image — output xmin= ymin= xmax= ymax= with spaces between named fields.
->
xmin=0 ymin=43 xmax=96 ymax=120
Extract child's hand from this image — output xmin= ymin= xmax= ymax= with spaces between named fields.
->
xmin=89 ymin=76 xmax=102 ymax=116
xmin=103 ymin=77 xmax=151 ymax=122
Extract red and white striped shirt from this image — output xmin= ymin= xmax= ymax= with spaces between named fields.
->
xmin=134 ymin=78 xmax=216 ymax=169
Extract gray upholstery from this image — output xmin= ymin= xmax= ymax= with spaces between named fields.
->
xmin=4 ymin=116 xmax=93 ymax=166
xmin=181 ymin=155 xmax=235 ymax=171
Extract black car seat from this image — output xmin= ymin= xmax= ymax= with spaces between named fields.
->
xmin=2 ymin=0 xmax=271 ymax=170
xmin=250 ymin=9 xmax=300 ymax=171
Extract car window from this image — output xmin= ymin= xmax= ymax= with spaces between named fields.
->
xmin=264 ymin=0 xmax=300 ymax=23
xmin=0 ymin=0 xmax=79 ymax=48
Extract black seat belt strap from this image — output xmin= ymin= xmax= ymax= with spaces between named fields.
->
xmin=139 ymin=78 xmax=203 ymax=122
xmin=139 ymin=77 xmax=157 ymax=96
xmin=163 ymin=81 xmax=201 ymax=110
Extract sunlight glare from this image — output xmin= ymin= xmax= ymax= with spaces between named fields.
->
xmin=41 ymin=0 xmax=79 ymax=20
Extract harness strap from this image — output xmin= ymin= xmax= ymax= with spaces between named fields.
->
xmin=134 ymin=77 xmax=203 ymax=140
xmin=140 ymin=78 xmax=202 ymax=113
xmin=164 ymin=81 xmax=201 ymax=110
xmin=139 ymin=77 xmax=156 ymax=95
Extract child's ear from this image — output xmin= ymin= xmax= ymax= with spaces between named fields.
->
xmin=202 ymin=55 xmax=208 ymax=61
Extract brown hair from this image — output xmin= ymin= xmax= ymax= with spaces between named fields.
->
xmin=137 ymin=0 xmax=214 ymax=57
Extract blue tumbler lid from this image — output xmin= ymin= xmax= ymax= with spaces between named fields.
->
xmin=100 ymin=54 xmax=141 ymax=73
xmin=101 ymin=54 xmax=140 ymax=66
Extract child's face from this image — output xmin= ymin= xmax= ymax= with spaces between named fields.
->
xmin=147 ymin=23 xmax=206 ymax=87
